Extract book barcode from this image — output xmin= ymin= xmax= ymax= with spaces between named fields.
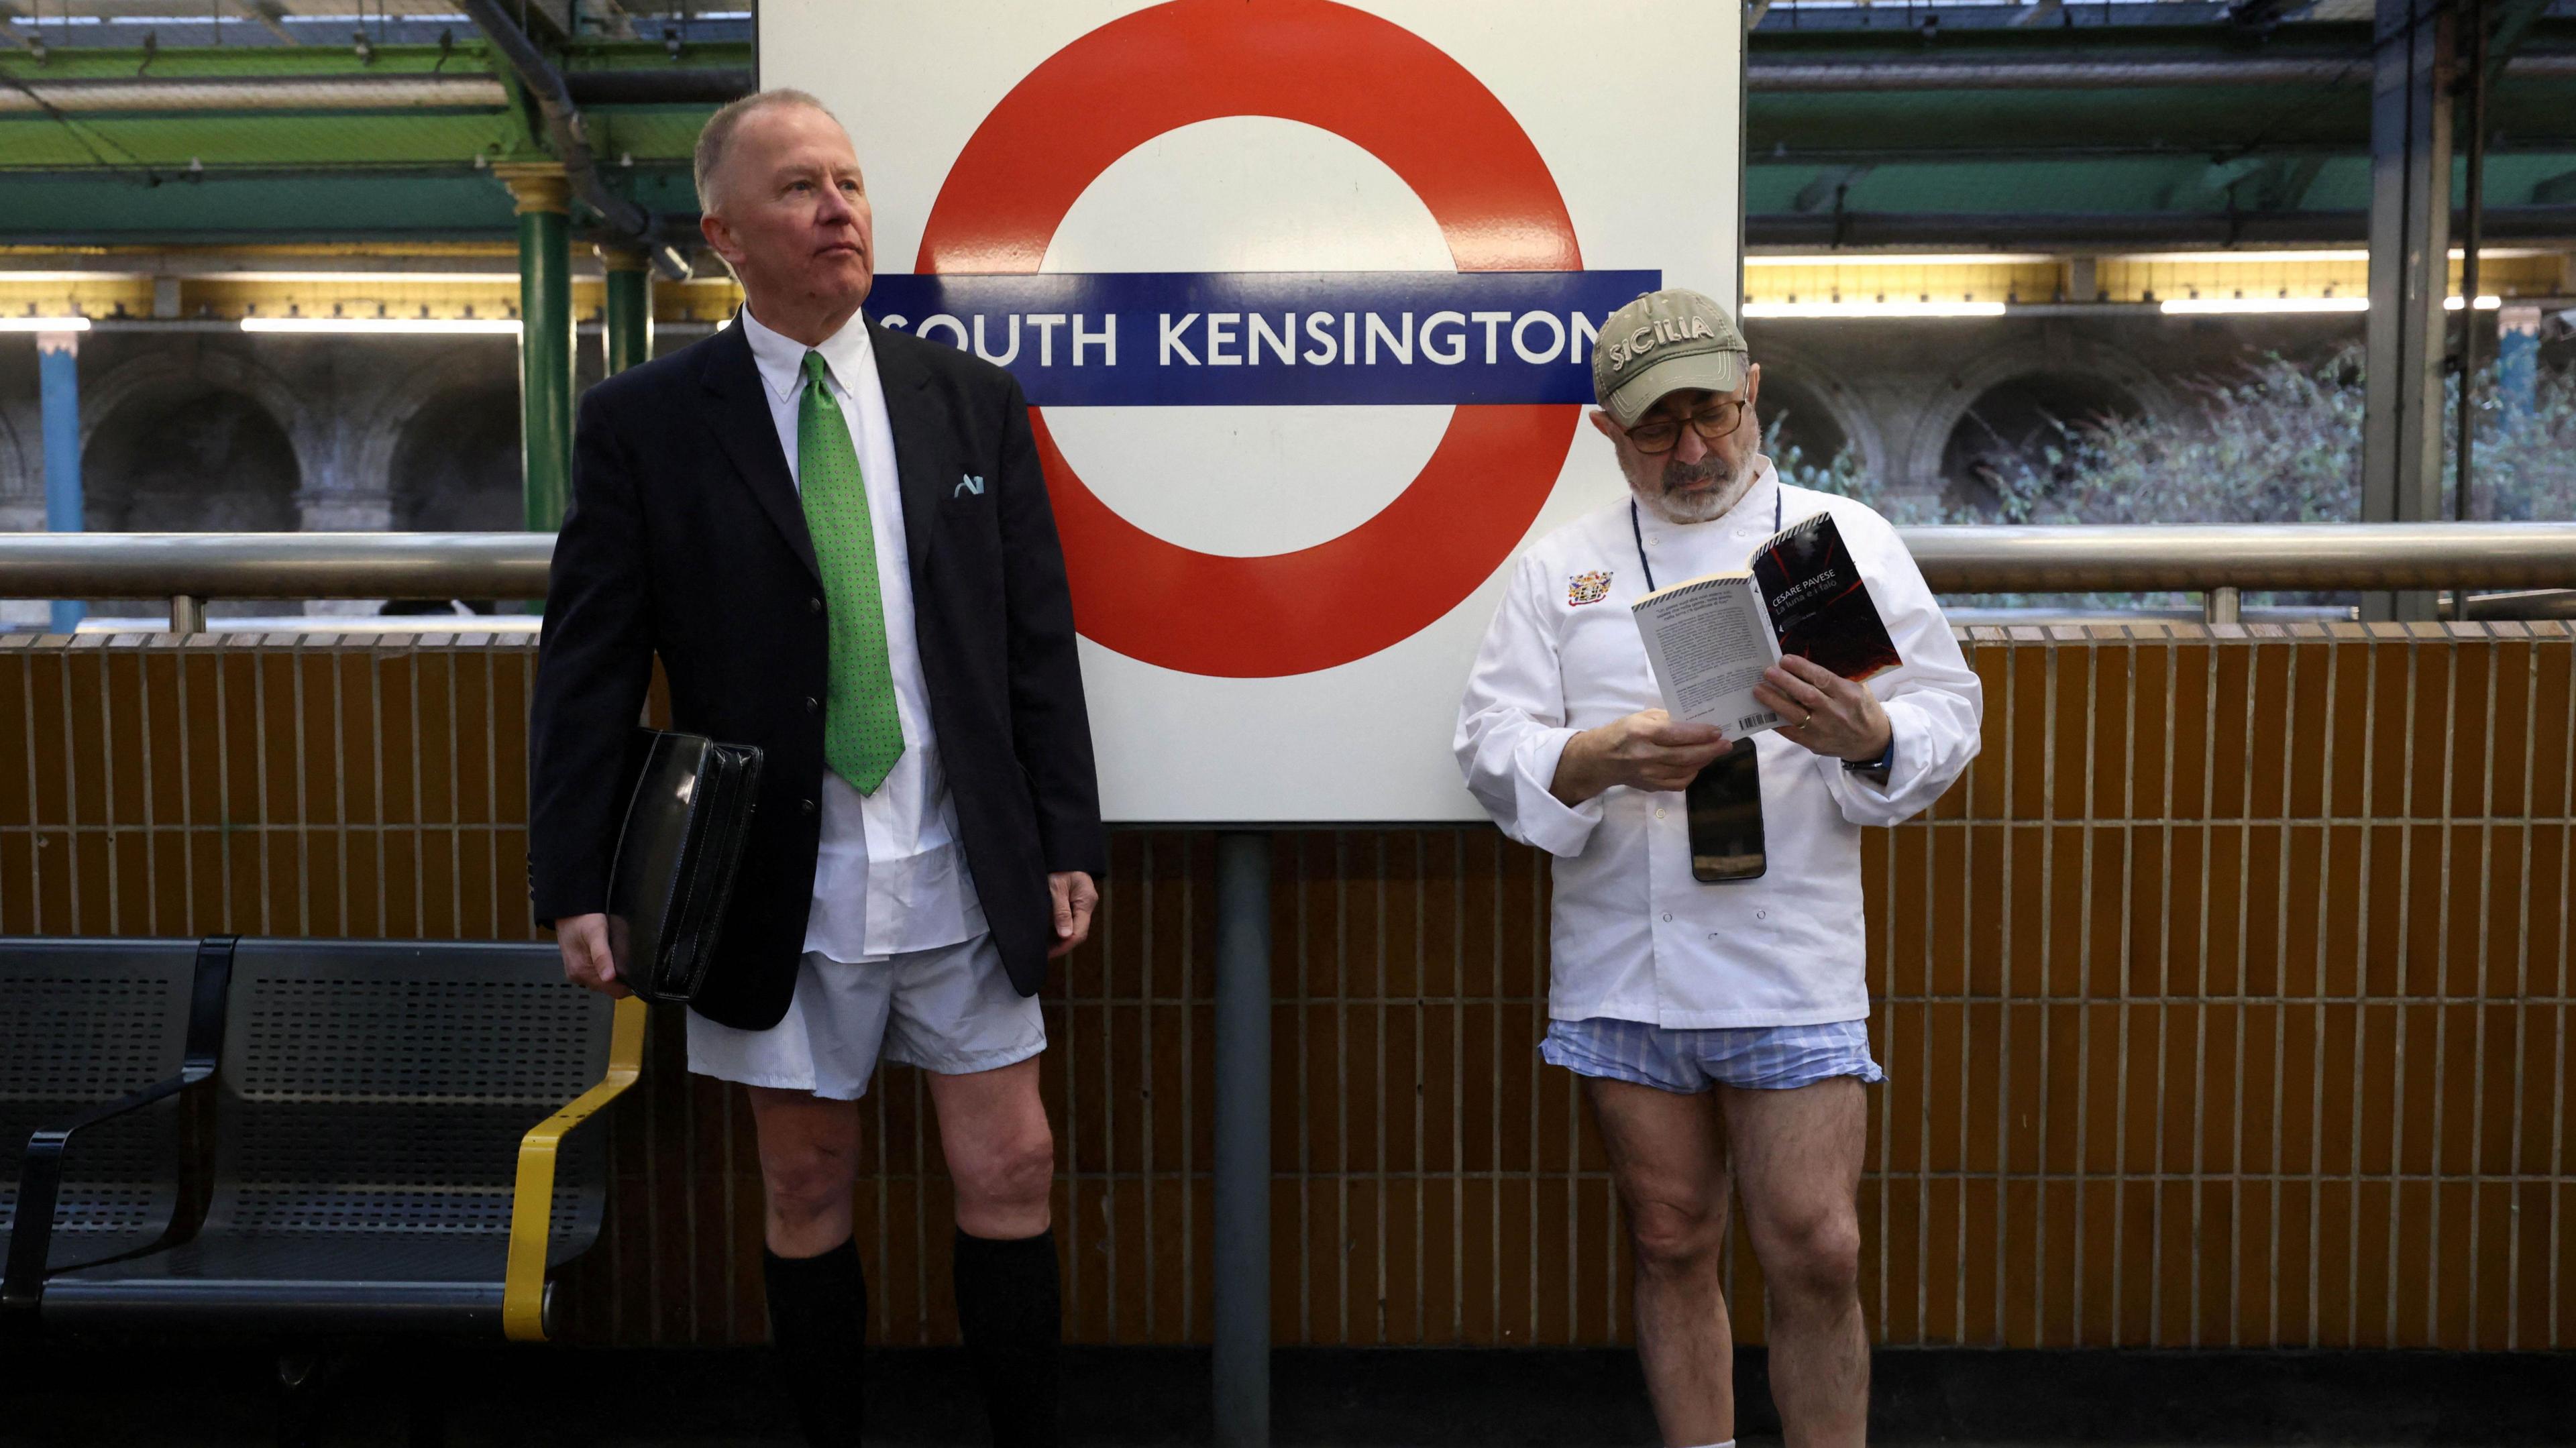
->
xmin=1737 ymin=712 xmax=1771 ymax=732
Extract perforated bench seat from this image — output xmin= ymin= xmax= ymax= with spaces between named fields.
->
xmin=44 ymin=1236 xmax=530 ymax=1333
xmin=1 ymin=940 xmax=207 ymax=1278
xmin=3 ymin=937 xmax=643 ymax=1342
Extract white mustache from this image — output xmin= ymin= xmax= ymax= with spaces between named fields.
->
xmin=1662 ymin=459 xmax=1723 ymax=494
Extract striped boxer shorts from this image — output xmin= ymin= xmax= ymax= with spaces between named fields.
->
xmin=1540 ymin=1016 xmax=1885 ymax=1093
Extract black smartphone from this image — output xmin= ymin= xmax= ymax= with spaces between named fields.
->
xmin=1685 ymin=738 xmax=1766 ymax=882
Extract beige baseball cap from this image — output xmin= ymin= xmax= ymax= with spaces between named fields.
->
xmin=1591 ymin=288 xmax=1750 ymax=427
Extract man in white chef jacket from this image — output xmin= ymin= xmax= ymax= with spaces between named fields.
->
xmin=1456 ymin=289 xmax=1982 ymax=1448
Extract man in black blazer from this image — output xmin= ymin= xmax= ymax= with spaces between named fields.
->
xmin=529 ymin=89 xmax=1104 ymax=1448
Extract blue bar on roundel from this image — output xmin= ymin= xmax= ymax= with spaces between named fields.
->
xmin=865 ymin=269 xmax=1662 ymax=407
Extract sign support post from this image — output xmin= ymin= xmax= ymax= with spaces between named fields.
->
xmin=1212 ymin=830 xmax=1272 ymax=1448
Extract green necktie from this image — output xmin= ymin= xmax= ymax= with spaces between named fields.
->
xmin=797 ymin=349 xmax=904 ymax=794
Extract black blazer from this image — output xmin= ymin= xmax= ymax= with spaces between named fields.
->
xmin=527 ymin=316 xmax=1108 ymax=1031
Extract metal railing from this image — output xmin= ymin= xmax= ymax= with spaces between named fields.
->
xmin=1 ymin=524 xmax=2573 ymax=632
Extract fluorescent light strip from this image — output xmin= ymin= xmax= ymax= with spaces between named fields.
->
xmin=199 ymin=271 xmax=521 ymax=284
xmin=2159 ymin=296 xmax=2369 ymax=315
xmin=1742 ymin=300 xmax=2006 ymax=319
xmin=2123 ymin=249 xmax=2372 ymax=265
xmin=0 ymin=317 xmax=93 ymax=332
xmin=239 ymin=317 xmax=519 ymax=335
xmin=2443 ymin=295 xmax=2504 ymax=311
xmin=1748 ymin=253 xmax=2055 ymax=268
xmin=2113 ymin=247 xmax=2546 ymax=265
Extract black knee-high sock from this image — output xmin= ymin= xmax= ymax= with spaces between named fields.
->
xmin=953 ymin=1228 xmax=1062 ymax=1448
xmin=763 ymin=1238 xmax=867 ymax=1448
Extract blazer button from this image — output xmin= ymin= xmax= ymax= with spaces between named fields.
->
xmin=800 ymin=797 xmax=816 ymax=818
xmin=807 ymin=596 xmax=822 ymax=614
xmin=804 ymin=696 xmax=819 ymax=714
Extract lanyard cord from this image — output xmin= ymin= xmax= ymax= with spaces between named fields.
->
xmin=1629 ymin=482 xmax=1780 ymax=594
xmin=1627 ymin=498 xmax=1655 ymax=593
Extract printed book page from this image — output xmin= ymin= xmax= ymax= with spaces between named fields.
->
xmin=1630 ymin=575 xmax=1787 ymax=737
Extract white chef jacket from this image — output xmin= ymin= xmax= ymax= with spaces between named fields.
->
xmin=1454 ymin=461 xmax=1982 ymax=1029
xmin=738 ymin=305 xmax=985 ymax=962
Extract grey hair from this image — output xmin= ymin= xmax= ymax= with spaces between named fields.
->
xmin=693 ymin=87 xmax=841 ymax=216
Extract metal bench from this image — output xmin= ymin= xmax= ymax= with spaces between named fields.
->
xmin=1 ymin=938 xmax=221 ymax=1297
xmin=3 ymin=937 xmax=643 ymax=1343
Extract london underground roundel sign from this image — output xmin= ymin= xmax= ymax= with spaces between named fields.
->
xmin=913 ymin=1 xmax=1579 ymax=677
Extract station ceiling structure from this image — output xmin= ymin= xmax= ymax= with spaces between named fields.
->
xmin=3 ymin=1 xmax=2573 ymax=238
xmin=1 ymin=0 xmax=2573 ymax=319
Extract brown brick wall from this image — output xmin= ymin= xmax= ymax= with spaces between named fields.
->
xmin=0 ymin=622 xmax=2566 ymax=1350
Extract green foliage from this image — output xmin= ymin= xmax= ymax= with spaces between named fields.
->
xmin=2470 ymin=359 xmax=2576 ymax=523
xmin=1768 ymin=348 xmax=2576 ymax=610
xmin=1775 ymin=347 xmax=2576 ymax=526
xmin=1764 ymin=427 xmax=1913 ymax=512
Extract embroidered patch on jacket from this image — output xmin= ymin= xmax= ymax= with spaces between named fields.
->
xmin=1566 ymin=570 xmax=1613 ymax=606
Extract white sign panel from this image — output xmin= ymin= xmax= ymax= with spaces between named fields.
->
xmin=760 ymin=0 xmax=1741 ymax=820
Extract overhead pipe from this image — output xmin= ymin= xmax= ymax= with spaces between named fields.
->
xmin=21 ymin=53 xmax=2572 ymax=111
xmin=1748 ymin=203 xmax=2576 ymax=249
xmin=0 ymin=69 xmax=753 ymax=113
xmin=561 ymin=68 xmax=755 ymax=107
xmin=0 ymin=76 xmax=511 ymax=112
xmin=460 ymin=0 xmax=690 ymax=282
xmin=1746 ymin=50 xmax=2575 ymax=91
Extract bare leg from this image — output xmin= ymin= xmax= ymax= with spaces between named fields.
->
xmin=1584 ymin=1076 xmax=1735 ymax=1448
xmin=1720 ymin=1078 xmax=1870 ymax=1448
xmin=746 ymin=1085 xmax=863 ymax=1256
xmin=924 ymin=1055 xmax=1055 ymax=1237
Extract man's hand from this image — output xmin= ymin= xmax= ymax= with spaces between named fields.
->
xmin=1047 ymin=871 xmax=1099 ymax=960
xmin=553 ymin=912 xmax=631 ymax=999
xmin=1550 ymin=709 xmax=1731 ymax=805
xmin=1755 ymin=655 xmax=1893 ymax=764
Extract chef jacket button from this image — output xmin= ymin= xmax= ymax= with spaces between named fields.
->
xmin=808 ymin=596 xmax=823 ymax=614
xmin=1660 ymin=912 xmax=1673 ymax=923
xmin=1756 ymin=909 xmax=1768 ymax=920
xmin=800 ymin=797 xmax=816 ymax=817
xmin=1654 ymin=808 xmax=1666 ymax=820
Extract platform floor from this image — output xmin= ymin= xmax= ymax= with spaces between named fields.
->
xmin=9 ymin=1341 xmax=2569 ymax=1446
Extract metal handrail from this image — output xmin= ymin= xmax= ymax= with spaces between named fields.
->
xmin=1906 ymin=523 xmax=2576 ymax=592
xmin=0 ymin=532 xmax=551 ymax=599
xmin=0 ymin=524 xmax=2572 ymax=628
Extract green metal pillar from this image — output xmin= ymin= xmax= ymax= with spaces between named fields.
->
xmin=2360 ymin=0 xmax=2452 ymax=621
xmin=501 ymin=164 xmax=574 ymax=532
xmin=600 ymin=244 xmax=655 ymax=376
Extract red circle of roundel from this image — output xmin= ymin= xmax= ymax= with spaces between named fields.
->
xmin=916 ymin=0 xmax=1582 ymax=679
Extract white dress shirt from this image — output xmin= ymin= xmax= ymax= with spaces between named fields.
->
xmin=1454 ymin=461 xmax=1982 ymax=1029
xmin=738 ymin=306 xmax=985 ymax=961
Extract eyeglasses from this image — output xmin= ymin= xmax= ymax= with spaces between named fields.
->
xmin=1625 ymin=398 xmax=1747 ymax=454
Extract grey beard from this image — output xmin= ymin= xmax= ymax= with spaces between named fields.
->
xmin=1633 ymin=449 xmax=1760 ymax=526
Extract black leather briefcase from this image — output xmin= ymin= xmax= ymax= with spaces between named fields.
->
xmin=604 ymin=727 xmax=764 ymax=1006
